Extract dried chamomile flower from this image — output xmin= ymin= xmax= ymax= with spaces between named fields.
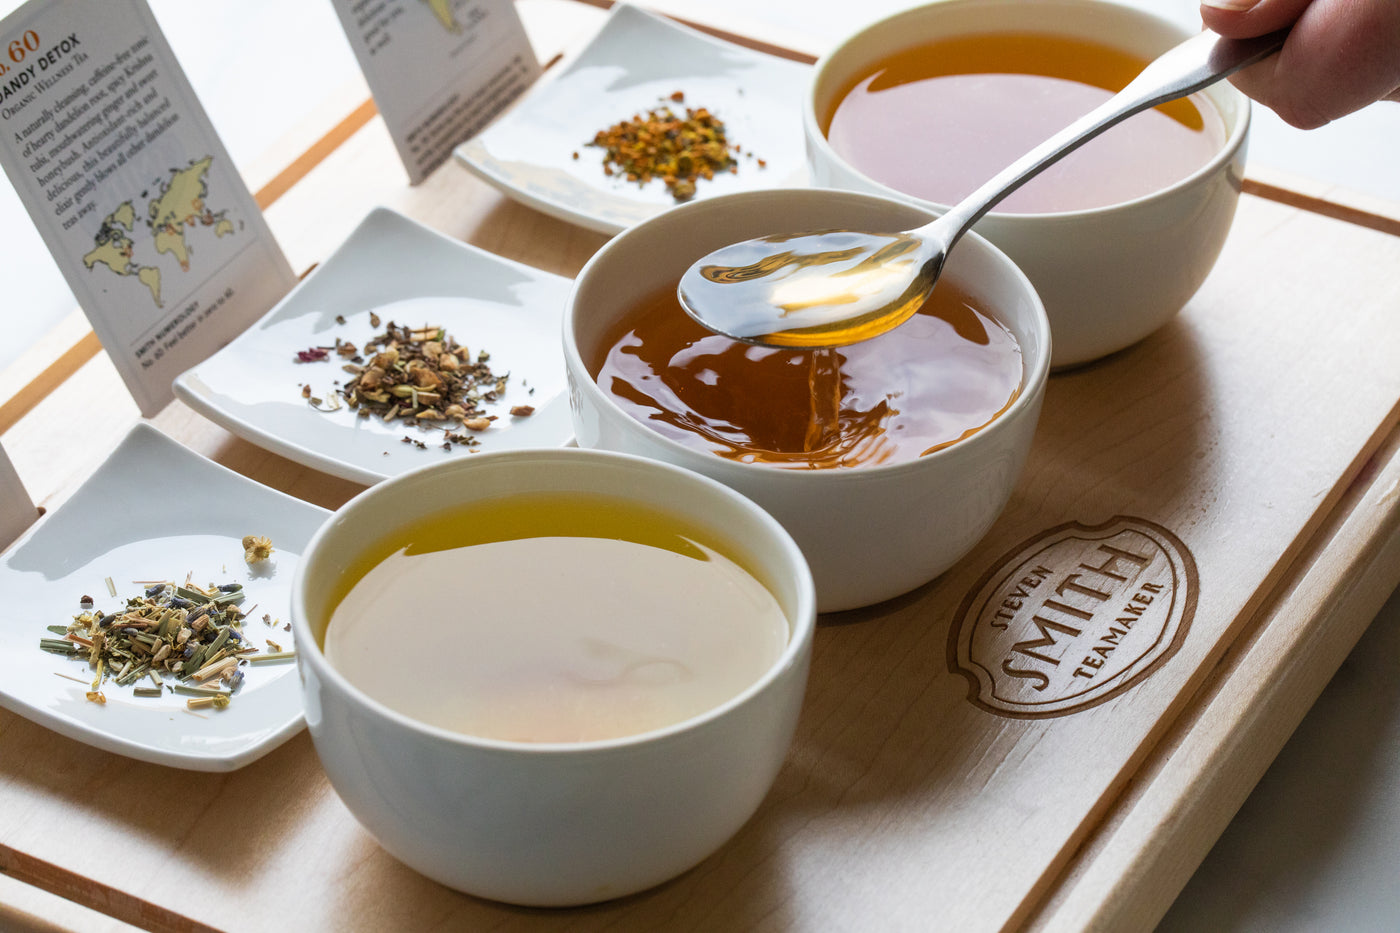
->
xmin=242 ymin=535 xmax=274 ymax=564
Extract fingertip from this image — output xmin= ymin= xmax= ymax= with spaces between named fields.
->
xmin=1199 ymin=4 xmax=1256 ymax=37
xmin=1201 ymin=0 xmax=1260 ymax=10
xmin=1200 ymin=0 xmax=1314 ymax=36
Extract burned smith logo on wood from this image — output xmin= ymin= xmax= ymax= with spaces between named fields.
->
xmin=948 ymin=517 xmax=1198 ymax=718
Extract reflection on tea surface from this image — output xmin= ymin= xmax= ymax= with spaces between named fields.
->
xmin=592 ymin=279 xmax=1022 ymax=469
xmin=825 ymin=32 xmax=1227 ymax=213
xmin=323 ymin=493 xmax=788 ymax=743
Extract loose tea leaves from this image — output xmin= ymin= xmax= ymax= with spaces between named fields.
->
xmin=337 ymin=319 xmax=531 ymax=448
xmin=586 ymin=93 xmax=763 ymax=202
xmin=340 ymin=321 xmax=508 ymax=425
xmin=298 ymin=313 xmax=535 ymax=450
xmin=40 ymin=578 xmax=292 ymax=708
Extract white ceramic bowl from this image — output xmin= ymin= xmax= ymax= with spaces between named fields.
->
xmin=564 ymin=188 xmax=1050 ymax=612
xmin=805 ymin=0 xmax=1250 ymax=368
xmin=292 ymin=448 xmax=815 ymax=906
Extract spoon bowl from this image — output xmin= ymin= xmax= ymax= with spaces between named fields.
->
xmin=680 ymin=27 xmax=1285 ymax=349
xmin=679 ymin=228 xmax=936 ymax=347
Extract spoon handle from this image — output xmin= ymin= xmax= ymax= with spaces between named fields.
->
xmin=929 ymin=28 xmax=1287 ymax=248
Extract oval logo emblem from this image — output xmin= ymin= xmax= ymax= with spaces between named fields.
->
xmin=949 ymin=517 xmax=1198 ymax=718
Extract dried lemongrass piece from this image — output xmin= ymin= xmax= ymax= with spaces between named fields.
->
xmin=39 ymin=638 xmax=81 ymax=655
xmin=248 ymin=651 xmax=296 ymax=664
xmin=190 ymin=656 xmax=239 ymax=683
xmin=173 ymin=684 xmax=231 ymax=698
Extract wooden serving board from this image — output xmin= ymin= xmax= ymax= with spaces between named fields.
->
xmin=4 ymin=73 xmax=1400 ymax=933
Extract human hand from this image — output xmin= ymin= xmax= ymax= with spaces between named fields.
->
xmin=1200 ymin=0 xmax=1400 ymax=128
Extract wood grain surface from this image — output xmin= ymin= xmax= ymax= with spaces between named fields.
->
xmin=5 ymin=173 xmax=1400 ymax=933
xmin=4 ymin=4 xmax=1400 ymax=931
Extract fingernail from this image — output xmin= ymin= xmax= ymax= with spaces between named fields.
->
xmin=1201 ymin=0 xmax=1261 ymax=9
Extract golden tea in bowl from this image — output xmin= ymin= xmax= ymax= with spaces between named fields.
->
xmin=293 ymin=449 xmax=815 ymax=905
xmin=822 ymin=32 xmax=1227 ymax=214
xmin=591 ymin=275 xmax=1023 ymax=469
xmin=322 ymin=491 xmax=789 ymax=744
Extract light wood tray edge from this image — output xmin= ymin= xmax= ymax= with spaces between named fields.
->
xmin=1026 ymin=411 xmax=1400 ymax=932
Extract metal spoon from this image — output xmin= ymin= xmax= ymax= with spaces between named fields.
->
xmin=677 ymin=27 xmax=1286 ymax=348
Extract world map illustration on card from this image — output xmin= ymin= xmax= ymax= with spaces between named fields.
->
xmin=81 ymin=155 xmax=233 ymax=309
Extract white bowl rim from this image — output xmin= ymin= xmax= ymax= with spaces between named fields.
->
xmin=802 ymin=0 xmax=1254 ymax=221
xmin=563 ymin=186 xmax=1053 ymax=487
xmin=291 ymin=446 xmax=818 ymax=756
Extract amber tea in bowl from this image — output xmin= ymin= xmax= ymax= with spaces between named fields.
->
xmin=804 ymin=0 xmax=1250 ymax=368
xmin=565 ymin=188 xmax=1051 ymax=612
xmin=824 ymin=31 xmax=1227 ymax=213
xmin=593 ymin=273 xmax=1023 ymax=470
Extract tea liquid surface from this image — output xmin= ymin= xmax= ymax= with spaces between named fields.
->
xmin=323 ymin=494 xmax=788 ymax=743
xmin=825 ymin=32 xmax=1226 ymax=213
xmin=592 ymin=279 xmax=1022 ymax=469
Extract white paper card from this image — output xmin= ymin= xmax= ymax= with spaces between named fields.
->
xmin=0 ymin=0 xmax=296 ymax=416
xmin=331 ymin=0 xmax=541 ymax=184
xmin=0 ymin=442 xmax=37 ymax=550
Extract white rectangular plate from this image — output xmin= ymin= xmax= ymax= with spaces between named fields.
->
xmin=0 ymin=423 xmax=328 ymax=772
xmin=173 ymin=208 xmax=575 ymax=485
xmin=455 ymin=2 xmax=812 ymax=234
